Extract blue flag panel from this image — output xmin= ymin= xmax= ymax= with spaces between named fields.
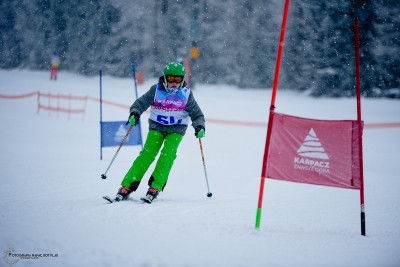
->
xmin=101 ymin=121 xmax=142 ymax=147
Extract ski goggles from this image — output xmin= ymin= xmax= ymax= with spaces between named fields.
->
xmin=166 ymin=75 xmax=184 ymax=84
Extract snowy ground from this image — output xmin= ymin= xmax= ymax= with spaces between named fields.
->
xmin=1 ymin=69 xmax=399 ymax=267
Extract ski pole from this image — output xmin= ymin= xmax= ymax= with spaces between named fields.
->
xmin=101 ymin=125 xmax=133 ymax=179
xmin=198 ymin=138 xmax=212 ymax=198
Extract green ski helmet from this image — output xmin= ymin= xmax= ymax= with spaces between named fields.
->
xmin=163 ymin=62 xmax=186 ymax=88
xmin=164 ymin=61 xmax=186 ymax=77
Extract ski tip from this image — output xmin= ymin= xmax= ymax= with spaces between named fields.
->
xmin=103 ymin=196 xmax=115 ymax=203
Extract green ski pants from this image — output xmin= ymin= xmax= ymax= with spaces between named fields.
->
xmin=121 ymin=130 xmax=183 ymax=191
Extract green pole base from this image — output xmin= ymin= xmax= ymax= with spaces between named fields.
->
xmin=255 ymin=208 xmax=262 ymax=229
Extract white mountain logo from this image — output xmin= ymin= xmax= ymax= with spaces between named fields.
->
xmin=297 ymin=128 xmax=329 ymax=160
xmin=114 ymin=125 xmax=129 ymax=142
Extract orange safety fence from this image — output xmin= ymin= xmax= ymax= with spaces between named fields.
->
xmin=0 ymin=91 xmax=88 ymax=120
xmin=0 ymin=91 xmax=39 ymax=99
xmin=87 ymin=96 xmax=130 ymax=109
xmin=364 ymin=122 xmax=400 ymax=129
xmin=1 ymin=91 xmax=400 ymax=129
xmin=36 ymin=92 xmax=88 ymax=120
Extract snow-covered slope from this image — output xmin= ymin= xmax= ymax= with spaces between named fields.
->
xmin=1 ymin=69 xmax=399 ymax=267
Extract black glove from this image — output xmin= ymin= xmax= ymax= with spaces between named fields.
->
xmin=126 ymin=112 xmax=140 ymax=126
xmin=194 ymin=125 xmax=205 ymax=138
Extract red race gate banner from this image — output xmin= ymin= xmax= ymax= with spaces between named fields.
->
xmin=266 ymin=113 xmax=364 ymax=189
xmin=255 ymin=0 xmax=366 ymax=236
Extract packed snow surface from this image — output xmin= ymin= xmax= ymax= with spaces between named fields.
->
xmin=1 ymin=69 xmax=399 ymax=267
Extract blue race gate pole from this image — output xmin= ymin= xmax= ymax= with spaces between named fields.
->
xmin=131 ymin=63 xmax=143 ymax=149
xmin=99 ymin=67 xmax=103 ymax=160
xmin=131 ymin=63 xmax=139 ymax=100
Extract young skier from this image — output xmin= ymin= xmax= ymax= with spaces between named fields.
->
xmin=114 ymin=61 xmax=205 ymax=203
xmin=49 ymin=53 xmax=61 ymax=80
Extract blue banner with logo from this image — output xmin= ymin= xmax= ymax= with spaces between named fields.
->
xmin=101 ymin=121 xmax=142 ymax=147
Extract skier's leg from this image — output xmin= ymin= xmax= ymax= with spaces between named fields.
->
xmin=150 ymin=133 xmax=183 ymax=191
xmin=121 ymin=130 xmax=164 ymax=188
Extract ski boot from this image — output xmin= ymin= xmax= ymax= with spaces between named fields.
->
xmin=115 ymin=186 xmax=133 ymax=201
xmin=141 ymin=187 xmax=159 ymax=204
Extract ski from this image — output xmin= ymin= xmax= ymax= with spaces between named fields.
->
xmin=103 ymin=195 xmax=154 ymax=204
xmin=103 ymin=195 xmax=123 ymax=203
xmin=103 ymin=196 xmax=116 ymax=203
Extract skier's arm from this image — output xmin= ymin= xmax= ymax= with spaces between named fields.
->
xmin=186 ymin=91 xmax=205 ymax=134
xmin=129 ymin=85 xmax=156 ymax=116
xmin=127 ymin=85 xmax=156 ymax=125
